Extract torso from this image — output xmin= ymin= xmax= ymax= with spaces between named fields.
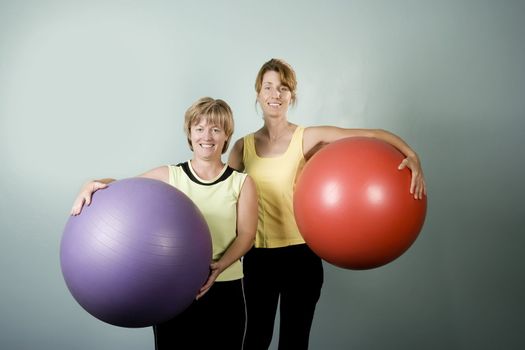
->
xmin=168 ymin=161 xmax=247 ymax=281
xmin=242 ymin=126 xmax=306 ymax=248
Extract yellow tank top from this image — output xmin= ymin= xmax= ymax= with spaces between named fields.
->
xmin=243 ymin=126 xmax=306 ymax=248
xmin=168 ymin=162 xmax=247 ymax=281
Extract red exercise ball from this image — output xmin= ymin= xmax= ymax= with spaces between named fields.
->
xmin=294 ymin=137 xmax=427 ymax=270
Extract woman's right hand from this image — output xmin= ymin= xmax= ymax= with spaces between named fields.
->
xmin=70 ymin=181 xmax=109 ymax=216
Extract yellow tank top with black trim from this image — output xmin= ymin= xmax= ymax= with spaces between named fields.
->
xmin=168 ymin=162 xmax=247 ymax=281
xmin=243 ymin=126 xmax=306 ymax=248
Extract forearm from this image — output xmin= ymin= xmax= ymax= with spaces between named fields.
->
xmin=369 ymin=129 xmax=418 ymax=159
xmin=306 ymin=126 xmax=419 ymax=160
xmin=214 ymin=235 xmax=254 ymax=273
xmin=369 ymin=129 xmax=426 ymax=198
xmin=305 ymin=125 xmax=426 ymax=198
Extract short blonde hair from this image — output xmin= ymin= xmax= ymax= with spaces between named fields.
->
xmin=255 ymin=58 xmax=297 ymax=105
xmin=184 ymin=97 xmax=234 ymax=154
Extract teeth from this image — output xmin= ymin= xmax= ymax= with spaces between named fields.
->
xmin=200 ymin=144 xmax=214 ymax=148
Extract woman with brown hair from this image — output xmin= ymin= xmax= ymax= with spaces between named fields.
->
xmin=229 ymin=58 xmax=426 ymax=350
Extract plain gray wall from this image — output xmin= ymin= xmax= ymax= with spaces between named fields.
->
xmin=1 ymin=0 xmax=524 ymax=349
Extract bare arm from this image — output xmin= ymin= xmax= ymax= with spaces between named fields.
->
xmin=70 ymin=166 xmax=169 ymax=216
xmin=228 ymin=138 xmax=245 ymax=171
xmin=197 ymin=175 xmax=258 ymax=299
xmin=137 ymin=166 xmax=169 ymax=183
xmin=303 ymin=126 xmax=426 ymax=199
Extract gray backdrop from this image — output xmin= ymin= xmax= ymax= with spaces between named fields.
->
xmin=1 ymin=0 xmax=524 ymax=349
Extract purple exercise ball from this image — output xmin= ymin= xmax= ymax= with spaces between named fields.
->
xmin=60 ymin=177 xmax=212 ymax=328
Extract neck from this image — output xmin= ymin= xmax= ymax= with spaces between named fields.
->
xmin=190 ymin=158 xmax=224 ymax=180
xmin=263 ymin=116 xmax=290 ymax=141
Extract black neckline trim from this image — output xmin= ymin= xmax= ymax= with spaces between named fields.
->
xmin=175 ymin=162 xmax=236 ymax=186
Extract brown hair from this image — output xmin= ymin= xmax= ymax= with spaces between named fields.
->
xmin=184 ymin=97 xmax=234 ymax=154
xmin=254 ymin=58 xmax=297 ymax=105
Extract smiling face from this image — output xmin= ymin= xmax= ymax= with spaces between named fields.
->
xmin=190 ymin=118 xmax=227 ymax=160
xmin=254 ymin=59 xmax=297 ymax=119
xmin=257 ymin=70 xmax=293 ymax=118
xmin=183 ymin=97 xmax=234 ymax=154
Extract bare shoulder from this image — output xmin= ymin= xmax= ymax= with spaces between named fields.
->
xmin=239 ymin=175 xmax=257 ymax=207
xmin=302 ymin=126 xmax=329 ymax=156
xmin=230 ymin=137 xmax=245 ymax=159
xmin=228 ymin=138 xmax=245 ymax=171
xmin=303 ymin=125 xmax=330 ymax=143
xmin=242 ymin=174 xmax=255 ymax=189
xmin=232 ymin=137 xmax=245 ymax=150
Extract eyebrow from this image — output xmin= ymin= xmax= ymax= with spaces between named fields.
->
xmin=194 ymin=123 xmax=221 ymax=128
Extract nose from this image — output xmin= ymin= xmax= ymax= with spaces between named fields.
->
xmin=271 ymin=87 xmax=280 ymax=98
xmin=204 ymin=129 xmax=213 ymax=139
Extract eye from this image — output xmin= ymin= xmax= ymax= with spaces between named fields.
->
xmin=280 ymin=86 xmax=289 ymax=92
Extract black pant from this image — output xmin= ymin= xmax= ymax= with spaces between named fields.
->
xmin=243 ymin=244 xmax=324 ymax=350
xmin=153 ymin=279 xmax=246 ymax=350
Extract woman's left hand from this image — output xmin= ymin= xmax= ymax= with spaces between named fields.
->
xmin=196 ymin=262 xmax=221 ymax=300
xmin=398 ymin=154 xmax=427 ymax=199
